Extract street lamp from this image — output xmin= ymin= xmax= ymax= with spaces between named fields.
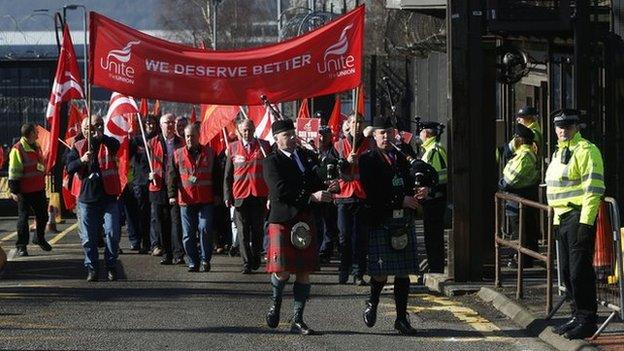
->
xmin=29 ymin=9 xmax=61 ymax=53
xmin=63 ymin=4 xmax=88 ymax=102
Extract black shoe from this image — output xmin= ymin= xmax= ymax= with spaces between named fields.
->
xmin=564 ymin=321 xmax=597 ymax=340
xmin=252 ymin=260 xmax=261 ymax=271
xmin=363 ymin=301 xmax=377 ymax=328
xmin=86 ymin=269 xmax=98 ymax=282
xmin=32 ymin=238 xmax=52 ymax=251
xmin=160 ymin=257 xmax=173 ymax=265
xmin=552 ymin=317 xmax=579 ymax=335
xmin=394 ymin=315 xmax=418 ymax=335
xmin=16 ymin=247 xmax=28 ymax=257
xmin=130 ymin=245 xmax=140 ymax=251
xmin=172 ymin=257 xmax=185 ymax=265
xmin=266 ymin=302 xmax=281 ymax=328
xmin=354 ymin=276 xmax=368 ymax=286
xmin=338 ymin=270 xmax=349 ymax=285
xmin=241 ymin=267 xmax=252 ymax=274
xmin=200 ymin=261 xmax=211 ymax=272
xmin=228 ymin=246 xmax=240 ymax=257
xmin=188 ymin=266 xmax=199 ymax=272
xmin=107 ymin=268 xmax=117 ymax=281
xmin=290 ymin=320 xmax=315 ymax=335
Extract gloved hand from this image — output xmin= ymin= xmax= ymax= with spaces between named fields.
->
xmin=576 ymin=223 xmax=594 ymax=246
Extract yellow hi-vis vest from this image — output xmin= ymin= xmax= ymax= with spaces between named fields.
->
xmin=545 ymin=132 xmax=605 ymax=225
xmin=421 ymin=137 xmax=448 ymax=184
xmin=503 ymin=144 xmax=539 ymax=189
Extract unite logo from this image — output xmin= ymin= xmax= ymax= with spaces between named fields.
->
xmin=100 ymin=40 xmax=140 ymax=84
xmin=316 ymin=23 xmax=356 ymax=78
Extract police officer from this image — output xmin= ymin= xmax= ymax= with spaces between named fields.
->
xmin=168 ymin=123 xmax=221 ymax=272
xmin=149 ymin=113 xmax=185 ymax=265
xmin=263 ymin=119 xmax=331 ymax=335
xmin=419 ymin=121 xmax=448 ymax=273
xmin=66 ymin=115 xmax=122 ymax=282
xmin=546 ymin=109 xmax=604 ymax=339
xmin=224 ymin=119 xmax=270 ymax=274
xmin=334 ymin=113 xmax=370 ymax=284
xmin=498 ymin=123 xmax=540 ymax=267
xmin=8 ymin=123 xmax=51 ymax=257
xmin=502 ymin=106 xmax=543 ymax=162
xmin=360 ymin=116 xmax=426 ymax=335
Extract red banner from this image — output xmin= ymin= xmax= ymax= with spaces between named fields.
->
xmin=89 ymin=6 xmax=364 ymax=105
xmin=296 ymin=118 xmax=321 ymax=144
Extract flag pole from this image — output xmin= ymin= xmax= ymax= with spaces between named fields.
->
xmin=136 ymin=113 xmax=156 ymax=186
xmin=238 ymin=106 xmax=266 ymax=157
xmin=351 ymin=85 xmax=360 ymax=156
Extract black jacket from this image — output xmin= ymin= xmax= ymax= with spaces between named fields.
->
xmin=360 ymin=148 xmax=415 ymax=223
xmin=129 ymin=134 xmax=156 ymax=187
xmin=263 ymin=147 xmax=324 ymax=223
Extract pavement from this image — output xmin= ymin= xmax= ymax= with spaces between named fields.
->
xmin=0 ymin=219 xmax=555 ymax=351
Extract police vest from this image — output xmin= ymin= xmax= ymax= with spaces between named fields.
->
xmin=421 ymin=137 xmax=448 ymax=185
xmin=74 ymin=139 xmax=122 ymax=196
xmin=334 ymin=137 xmax=369 ymax=199
xmin=12 ymin=142 xmax=45 ymax=193
xmin=228 ymin=140 xmax=269 ymax=200
xmin=174 ymin=145 xmax=214 ymax=206
xmin=545 ymin=132 xmax=605 ymax=225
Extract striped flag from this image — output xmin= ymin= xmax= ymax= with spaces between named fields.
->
xmin=248 ymin=105 xmax=275 ymax=144
xmin=104 ymin=92 xmax=139 ymax=192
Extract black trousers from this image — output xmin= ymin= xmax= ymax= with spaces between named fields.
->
xmin=337 ymin=201 xmax=367 ymax=277
xmin=125 ymin=185 xmax=150 ymax=250
xmin=422 ymin=196 xmax=446 ymax=273
xmin=234 ymin=197 xmax=265 ymax=268
xmin=16 ymin=190 xmax=48 ymax=248
xmin=151 ymin=202 xmax=183 ymax=260
xmin=557 ymin=209 xmax=597 ymax=322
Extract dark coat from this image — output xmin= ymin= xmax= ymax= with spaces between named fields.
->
xmin=360 ymin=147 xmax=415 ymax=223
xmin=263 ymin=147 xmax=324 ymax=223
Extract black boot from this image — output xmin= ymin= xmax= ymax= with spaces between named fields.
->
xmin=394 ymin=277 xmax=417 ymax=335
xmin=86 ymin=269 xmax=98 ymax=282
xmin=266 ymin=274 xmax=286 ymax=329
xmin=552 ymin=317 xmax=579 ymax=335
xmin=291 ymin=282 xmax=315 ymax=335
xmin=363 ymin=278 xmax=386 ymax=327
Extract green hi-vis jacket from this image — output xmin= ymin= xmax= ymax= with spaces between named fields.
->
xmin=545 ymin=132 xmax=605 ymax=225
xmin=421 ymin=137 xmax=448 ymax=185
xmin=502 ymin=144 xmax=539 ymax=189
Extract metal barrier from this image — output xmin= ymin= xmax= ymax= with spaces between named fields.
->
xmin=494 ymin=191 xmax=555 ymax=314
xmin=549 ymin=197 xmax=624 ymax=340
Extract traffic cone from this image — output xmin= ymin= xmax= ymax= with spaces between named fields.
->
xmin=593 ymin=201 xmax=613 ymax=282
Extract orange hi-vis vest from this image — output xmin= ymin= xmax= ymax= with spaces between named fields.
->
xmin=174 ymin=145 xmax=214 ymax=206
xmin=228 ymin=140 xmax=269 ymax=200
xmin=74 ymin=139 xmax=122 ymax=197
xmin=12 ymin=142 xmax=45 ymax=193
xmin=148 ymin=136 xmax=167 ymax=192
xmin=334 ymin=137 xmax=369 ymax=199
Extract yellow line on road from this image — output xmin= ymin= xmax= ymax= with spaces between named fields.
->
xmin=48 ymin=223 xmax=79 ymax=245
xmin=0 ymin=230 xmax=17 ymax=242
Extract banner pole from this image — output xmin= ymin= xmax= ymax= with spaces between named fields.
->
xmin=136 ymin=113 xmax=156 ymax=186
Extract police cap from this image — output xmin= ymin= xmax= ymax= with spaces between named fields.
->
xmin=551 ymin=109 xmax=580 ymax=127
xmin=516 ymin=106 xmax=538 ymax=118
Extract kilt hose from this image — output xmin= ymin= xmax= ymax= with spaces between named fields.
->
xmin=367 ymin=221 xmax=419 ymax=276
xmin=266 ymin=212 xmax=319 ymax=273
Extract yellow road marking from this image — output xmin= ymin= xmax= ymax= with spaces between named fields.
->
xmin=0 ymin=230 xmax=18 ymax=242
xmin=48 ymin=223 xmax=78 ymax=245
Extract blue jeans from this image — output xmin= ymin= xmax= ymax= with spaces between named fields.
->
xmin=77 ymin=199 xmax=121 ymax=270
xmin=180 ymin=204 xmax=214 ymax=268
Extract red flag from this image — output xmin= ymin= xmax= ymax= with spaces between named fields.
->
xmin=297 ymin=98 xmax=310 ymax=120
xmin=248 ymin=105 xmax=275 ymax=143
xmin=153 ymin=99 xmax=161 ymax=116
xmin=45 ymin=25 xmax=84 ymax=172
xmin=65 ymin=103 xmax=86 ymax=146
xmin=198 ymin=104 xmax=239 ymax=146
xmin=139 ymin=98 xmax=149 ymax=117
xmin=190 ymin=106 xmax=197 ymax=124
xmin=104 ymin=92 xmax=139 ymax=191
xmin=328 ymin=96 xmax=342 ymax=141
xmin=356 ymin=83 xmax=365 ymax=116
xmin=62 ymin=170 xmax=76 ymax=210
xmin=35 ymin=125 xmax=51 ymax=164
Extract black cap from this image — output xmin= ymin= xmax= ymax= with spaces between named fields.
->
xmin=420 ymin=121 xmax=440 ymax=130
xmin=271 ymin=119 xmax=295 ymax=135
xmin=517 ymin=106 xmax=538 ymax=117
xmin=514 ymin=123 xmax=534 ymax=142
xmin=371 ymin=116 xmax=393 ymax=130
xmin=551 ymin=109 xmax=580 ymax=127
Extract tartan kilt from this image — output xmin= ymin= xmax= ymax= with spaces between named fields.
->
xmin=367 ymin=219 xmax=419 ymax=276
xmin=266 ymin=212 xmax=319 ymax=273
